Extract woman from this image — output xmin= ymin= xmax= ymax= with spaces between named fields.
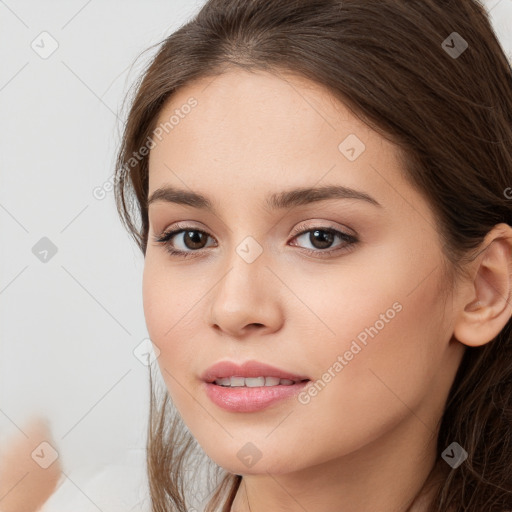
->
xmin=114 ymin=0 xmax=512 ymax=510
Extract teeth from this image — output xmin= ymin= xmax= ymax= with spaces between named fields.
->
xmin=213 ymin=376 xmax=299 ymax=387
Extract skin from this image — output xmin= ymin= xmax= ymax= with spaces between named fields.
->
xmin=0 ymin=417 xmax=62 ymax=512
xmin=143 ymin=68 xmax=512 ymax=512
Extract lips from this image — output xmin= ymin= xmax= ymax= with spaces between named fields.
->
xmin=201 ymin=360 xmax=310 ymax=383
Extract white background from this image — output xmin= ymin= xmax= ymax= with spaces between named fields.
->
xmin=0 ymin=1 xmax=511 ymax=510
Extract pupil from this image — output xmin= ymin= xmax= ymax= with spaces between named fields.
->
xmin=310 ymin=229 xmax=333 ymax=249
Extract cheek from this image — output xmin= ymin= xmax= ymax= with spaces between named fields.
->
xmin=296 ymin=255 xmax=447 ymax=447
xmin=142 ymin=257 xmax=204 ymax=391
xmin=142 ymin=257 xmax=168 ymax=342
xmin=142 ymin=254 xmax=195 ymax=340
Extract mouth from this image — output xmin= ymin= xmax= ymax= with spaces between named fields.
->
xmin=201 ymin=359 xmax=311 ymax=384
xmin=210 ymin=376 xmax=311 ymax=387
xmin=203 ymin=379 xmax=311 ymax=412
xmin=201 ymin=360 xmax=311 ymax=411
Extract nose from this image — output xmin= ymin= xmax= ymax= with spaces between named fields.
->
xmin=208 ymin=249 xmax=284 ymax=338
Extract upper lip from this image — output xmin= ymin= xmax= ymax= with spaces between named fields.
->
xmin=201 ymin=360 xmax=311 ymax=383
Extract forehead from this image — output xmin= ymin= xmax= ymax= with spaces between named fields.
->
xmin=151 ymin=68 xmax=373 ymax=158
xmin=147 ymin=68 xmax=418 ymax=218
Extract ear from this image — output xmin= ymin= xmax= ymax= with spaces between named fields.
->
xmin=453 ymin=223 xmax=512 ymax=347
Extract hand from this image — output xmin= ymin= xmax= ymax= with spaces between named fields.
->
xmin=0 ymin=417 xmax=62 ymax=512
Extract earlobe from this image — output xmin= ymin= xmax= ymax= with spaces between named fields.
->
xmin=453 ymin=223 xmax=512 ymax=348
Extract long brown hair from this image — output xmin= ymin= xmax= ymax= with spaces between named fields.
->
xmin=113 ymin=1 xmax=512 ymax=510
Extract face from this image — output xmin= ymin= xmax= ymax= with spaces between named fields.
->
xmin=143 ymin=68 xmax=465 ymax=476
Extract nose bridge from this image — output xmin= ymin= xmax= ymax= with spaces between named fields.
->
xmin=218 ymin=233 xmax=268 ymax=301
xmin=209 ymin=231 xmax=283 ymax=333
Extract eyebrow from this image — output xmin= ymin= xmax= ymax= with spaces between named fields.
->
xmin=147 ymin=184 xmax=382 ymax=212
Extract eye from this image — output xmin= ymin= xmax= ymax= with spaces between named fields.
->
xmin=289 ymin=225 xmax=358 ymax=257
xmin=153 ymin=222 xmax=216 ymax=259
xmin=153 ymin=222 xmax=358 ymax=259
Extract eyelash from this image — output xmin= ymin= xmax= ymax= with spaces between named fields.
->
xmin=153 ymin=221 xmax=358 ymax=259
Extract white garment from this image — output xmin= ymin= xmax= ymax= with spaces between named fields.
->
xmin=39 ymin=448 xmax=150 ymax=512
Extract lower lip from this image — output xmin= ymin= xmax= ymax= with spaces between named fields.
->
xmin=203 ymin=381 xmax=310 ymax=412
